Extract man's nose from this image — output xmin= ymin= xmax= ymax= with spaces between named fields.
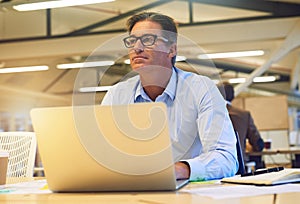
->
xmin=133 ymin=39 xmax=144 ymax=53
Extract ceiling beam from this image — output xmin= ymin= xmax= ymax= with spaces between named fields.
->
xmin=0 ymin=85 xmax=70 ymax=103
xmin=0 ymin=33 xmax=123 ymax=61
xmin=290 ymin=55 xmax=300 ymax=91
xmin=2 ymin=0 xmax=300 ymax=44
xmin=67 ymin=0 xmax=171 ymax=36
xmin=46 ymin=9 xmax=51 ymax=37
xmin=235 ymin=19 xmax=300 ymax=95
xmin=184 ymin=58 xmax=290 ymax=82
xmin=1 ymin=17 xmax=297 ymax=61
xmin=192 ymin=0 xmax=300 ymax=15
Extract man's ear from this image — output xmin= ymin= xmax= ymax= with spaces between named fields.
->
xmin=168 ymin=44 xmax=177 ymax=58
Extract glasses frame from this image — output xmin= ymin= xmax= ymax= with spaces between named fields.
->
xmin=123 ymin=34 xmax=169 ymax=48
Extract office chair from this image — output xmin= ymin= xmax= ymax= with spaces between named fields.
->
xmin=0 ymin=132 xmax=37 ymax=178
xmin=235 ymin=131 xmax=246 ymax=175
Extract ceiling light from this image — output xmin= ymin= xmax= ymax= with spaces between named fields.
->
xmin=228 ymin=78 xmax=246 ymax=84
xmin=253 ymin=76 xmax=277 ymax=83
xmin=79 ymin=86 xmax=112 ymax=92
xmin=57 ymin=61 xmax=114 ymax=69
xmin=13 ymin=0 xmax=115 ymax=11
xmin=228 ymin=76 xmax=277 ymax=84
xmin=176 ymin=56 xmax=187 ymax=62
xmin=124 ymin=59 xmax=130 ymax=65
xmin=197 ymin=50 xmax=264 ymax=59
xmin=0 ymin=65 xmax=49 ymax=74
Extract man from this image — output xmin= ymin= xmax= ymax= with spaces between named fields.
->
xmin=102 ymin=12 xmax=238 ymax=181
xmin=217 ymin=82 xmax=264 ymax=168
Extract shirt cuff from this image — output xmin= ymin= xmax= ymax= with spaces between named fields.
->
xmin=182 ymin=158 xmax=206 ymax=181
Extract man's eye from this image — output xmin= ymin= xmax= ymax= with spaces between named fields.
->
xmin=142 ymin=37 xmax=153 ymax=44
xmin=129 ymin=39 xmax=136 ymax=44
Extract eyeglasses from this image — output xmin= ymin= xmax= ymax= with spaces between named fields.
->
xmin=123 ymin=34 xmax=168 ymax=48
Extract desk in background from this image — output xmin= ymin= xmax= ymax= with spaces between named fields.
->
xmin=247 ymin=147 xmax=300 ymax=156
xmin=247 ymin=147 xmax=300 ymax=168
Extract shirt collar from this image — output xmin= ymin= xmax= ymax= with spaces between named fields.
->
xmin=226 ymin=100 xmax=232 ymax=106
xmin=164 ymin=67 xmax=177 ymax=100
xmin=134 ymin=67 xmax=177 ymax=102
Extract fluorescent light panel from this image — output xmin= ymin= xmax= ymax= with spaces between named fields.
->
xmin=124 ymin=59 xmax=130 ymax=65
xmin=175 ymin=55 xmax=187 ymax=62
xmin=228 ymin=76 xmax=277 ymax=84
xmin=79 ymin=86 xmax=112 ymax=92
xmin=13 ymin=0 xmax=115 ymax=11
xmin=228 ymin=78 xmax=246 ymax=84
xmin=198 ymin=50 xmax=264 ymax=59
xmin=253 ymin=76 xmax=277 ymax=83
xmin=0 ymin=65 xmax=48 ymax=73
xmin=57 ymin=61 xmax=115 ymax=69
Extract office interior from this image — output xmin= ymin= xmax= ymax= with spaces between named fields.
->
xmin=1 ymin=0 xmax=300 ymax=173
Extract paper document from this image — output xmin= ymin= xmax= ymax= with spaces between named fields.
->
xmin=0 ymin=179 xmax=51 ymax=194
xmin=221 ymin=168 xmax=300 ymax=186
xmin=180 ymin=183 xmax=300 ymax=199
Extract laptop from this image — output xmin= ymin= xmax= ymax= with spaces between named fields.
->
xmin=30 ymin=102 xmax=189 ymax=192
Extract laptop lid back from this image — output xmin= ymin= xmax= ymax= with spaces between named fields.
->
xmin=30 ymin=103 xmax=180 ymax=192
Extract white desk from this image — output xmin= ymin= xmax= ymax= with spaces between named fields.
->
xmin=0 ymin=178 xmax=300 ymax=204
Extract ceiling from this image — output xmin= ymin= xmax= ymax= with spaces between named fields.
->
xmin=0 ymin=0 xmax=300 ymax=115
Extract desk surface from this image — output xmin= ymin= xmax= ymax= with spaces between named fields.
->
xmin=0 ymin=178 xmax=300 ymax=204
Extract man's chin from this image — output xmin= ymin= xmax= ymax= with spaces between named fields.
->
xmin=131 ymin=63 xmax=146 ymax=71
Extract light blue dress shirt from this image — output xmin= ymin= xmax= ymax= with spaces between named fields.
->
xmin=101 ymin=67 xmax=238 ymax=181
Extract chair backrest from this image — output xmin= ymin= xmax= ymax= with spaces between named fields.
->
xmin=235 ymin=131 xmax=246 ymax=175
xmin=0 ymin=132 xmax=37 ymax=178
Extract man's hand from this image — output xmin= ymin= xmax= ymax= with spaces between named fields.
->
xmin=175 ymin=161 xmax=190 ymax=180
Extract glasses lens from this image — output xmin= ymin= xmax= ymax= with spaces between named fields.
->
xmin=123 ymin=34 xmax=157 ymax=48
xmin=124 ymin=37 xmax=137 ymax=48
xmin=141 ymin=35 xmax=156 ymax=46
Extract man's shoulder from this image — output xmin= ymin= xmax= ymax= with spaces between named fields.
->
xmin=228 ymin=105 xmax=250 ymax=115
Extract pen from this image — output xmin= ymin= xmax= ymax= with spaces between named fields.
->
xmin=241 ymin=166 xmax=284 ymax=177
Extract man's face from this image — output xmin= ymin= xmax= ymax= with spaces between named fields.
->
xmin=127 ymin=20 xmax=175 ymax=71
